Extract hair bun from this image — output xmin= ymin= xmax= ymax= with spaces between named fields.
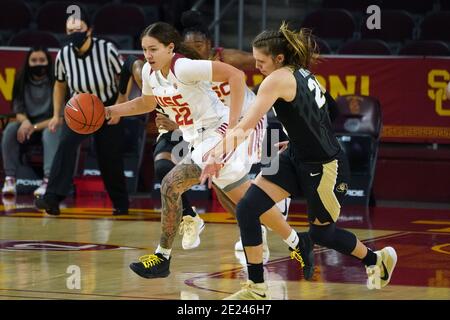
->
xmin=181 ymin=10 xmax=204 ymax=28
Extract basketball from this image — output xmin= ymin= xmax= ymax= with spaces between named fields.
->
xmin=64 ymin=93 xmax=105 ymax=134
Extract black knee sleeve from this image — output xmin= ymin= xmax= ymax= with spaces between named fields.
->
xmin=154 ymin=159 xmax=175 ymax=182
xmin=309 ymin=223 xmax=357 ymax=256
xmin=236 ymin=184 xmax=275 ymax=246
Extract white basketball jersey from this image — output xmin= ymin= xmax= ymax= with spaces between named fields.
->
xmin=142 ymin=54 xmax=255 ymax=144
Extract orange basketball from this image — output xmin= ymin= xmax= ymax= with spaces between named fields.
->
xmin=64 ymin=93 xmax=105 ymax=134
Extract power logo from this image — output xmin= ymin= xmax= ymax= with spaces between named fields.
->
xmin=428 ymin=69 xmax=450 ymax=116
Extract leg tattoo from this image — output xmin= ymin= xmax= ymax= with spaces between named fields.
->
xmin=160 ymin=163 xmax=201 ymax=249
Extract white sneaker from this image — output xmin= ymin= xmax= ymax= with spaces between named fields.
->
xmin=2 ymin=177 xmax=16 ymax=195
xmin=2 ymin=195 xmax=16 ymax=211
xmin=33 ymin=177 xmax=48 ymax=198
xmin=224 ymin=280 xmax=270 ymax=300
xmin=179 ymin=213 xmax=205 ymax=250
xmin=366 ymin=246 xmax=398 ymax=289
xmin=235 ymin=225 xmax=269 ymax=252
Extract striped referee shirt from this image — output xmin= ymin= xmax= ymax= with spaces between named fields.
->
xmin=54 ymin=37 xmax=123 ymax=104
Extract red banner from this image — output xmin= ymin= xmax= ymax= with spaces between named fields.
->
xmin=1 ymin=48 xmax=449 ymax=143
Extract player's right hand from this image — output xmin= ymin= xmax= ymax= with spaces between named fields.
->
xmin=48 ymin=116 xmax=62 ymax=133
xmin=274 ymin=141 xmax=289 ymax=154
xmin=155 ymin=113 xmax=179 ymax=131
xmin=200 ymin=155 xmax=223 ymax=189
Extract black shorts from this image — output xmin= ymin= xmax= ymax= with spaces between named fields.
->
xmin=261 ymin=145 xmax=350 ymax=224
xmin=153 ymin=131 xmax=189 ymax=162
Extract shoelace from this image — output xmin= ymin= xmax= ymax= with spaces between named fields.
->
xmin=179 ymin=218 xmax=195 ymax=236
xmin=290 ymin=248 xmax=305 ymax=268
xmin=139 ymin=254 xmax=163 ymax=268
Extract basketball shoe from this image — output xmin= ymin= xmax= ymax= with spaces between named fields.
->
xmin=366 ymin=246 xmax=397 ymax=288
xmin=35 ymin=193 xmax=60 ymax=215
xmin=33 ymin=177 xmax=48 ymax=198
xmin=179 ymin=211 xmax=205 ymax=250
xmin=224 ymin=280 xmax=270 ymax=300
xmin=2 ymin=177 xmax=16 ymax=195
xmin=289 ymin=232 xmax=315 ymax=280
xmin=129 ymin=253 xmax=170 ymax=278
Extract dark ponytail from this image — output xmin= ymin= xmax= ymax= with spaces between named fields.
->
xmin=140 ymin=22 xmax=202 ymax=60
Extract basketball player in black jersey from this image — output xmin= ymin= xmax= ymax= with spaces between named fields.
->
xmin=201 ymin=22 xmax=398 ymax=300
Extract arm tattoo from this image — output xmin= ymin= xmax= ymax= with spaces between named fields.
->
xmin=159 ymin=163 xmax=201 ymax=249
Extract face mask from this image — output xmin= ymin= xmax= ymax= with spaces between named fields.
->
xmin=67 ymin=31 xmax=88 ymax=50
xmin=29 ymin=65 xmax=48 ymax=77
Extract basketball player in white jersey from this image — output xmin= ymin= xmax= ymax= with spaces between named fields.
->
xmin=105 ymin=22 xmax=311 ymax=280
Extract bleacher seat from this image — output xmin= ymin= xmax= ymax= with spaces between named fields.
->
xmin=333 ymin=95 xmax=382 ymax=206
xmin=8 ymin=30 xmax=61 ymax=49
xmin=420 ymin=11 xmax=450 ymax=41
xmin=441 ymin=0 xmax=450 ymax=10
xmin=338 ymin=39 xmax=391 ymax=55
xmin=302 ymin=9 xmax=356 ymax=40
xmin=0 ymin=0 xmax=32 ymax=32
xmin=379 ymin=0 xmax=435 ymax=14
xmin=361 ymin=10 xmax=415 ymax=42
xmin=322 ymin=0 xmax=383 ymax=11
xmin=36 ymin=2 xmax=89 ymax=33
xmin=93 ymin=4 xmax=146 ymax=38
xmin=399 ymin=40 xmax=450 ymax=56
xmin=315 ymin=37 xmax=332 ymax=54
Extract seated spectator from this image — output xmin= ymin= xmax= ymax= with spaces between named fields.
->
xmin=1 ymin=46 xmax=61 ymax=197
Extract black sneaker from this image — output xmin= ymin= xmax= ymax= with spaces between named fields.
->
xmin=129 ymin=253 xmax=170 ymax=279
xmin=289 ymin=232 xmax=315 ymax=280
xmin=35 ymin=195 xmax=60 ymax=216
xmin=113 ymin=208 xmax=128 ymax=216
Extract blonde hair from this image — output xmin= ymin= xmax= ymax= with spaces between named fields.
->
xmin=252 ymin=21 xmax=319 ymax=69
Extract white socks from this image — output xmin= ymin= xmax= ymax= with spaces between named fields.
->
xmin=156 ymin=245 xmax=172 ymax=260
xmin=283 ymin=230 xmax=299 ymax=250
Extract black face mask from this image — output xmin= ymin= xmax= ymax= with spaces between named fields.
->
xmin=67 ymin=31 xmax=88 ymax=50
xmin=29 ymin=65 xmax=48 ymax=77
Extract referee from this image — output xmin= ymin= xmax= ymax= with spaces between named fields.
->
xmin=35 ymin=9 xmax=129 ymax=215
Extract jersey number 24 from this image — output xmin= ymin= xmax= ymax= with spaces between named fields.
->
xmin=308 ymin=77 xmax=326 ymax=109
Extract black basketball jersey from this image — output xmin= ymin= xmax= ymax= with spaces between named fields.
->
xmin=272 ymin=68 xmax=341 ymax=163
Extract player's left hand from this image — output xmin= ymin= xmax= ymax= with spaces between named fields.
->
xmin=200 ymin=155 xmax=223 ymax=189
xmin=107 ymin=116 xmax=121 ymax=125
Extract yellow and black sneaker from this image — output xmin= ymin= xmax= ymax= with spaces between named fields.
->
xmin=224 ymin=280 xmax=270 ymax=300
xmin=289 ymin=232 xmax=315 ymax=280
xmin=129 ymin=253 xmax=170 ymax=279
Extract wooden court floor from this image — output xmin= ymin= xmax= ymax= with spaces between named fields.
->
xmin=0 ymin=194 xmax=449 ymax=300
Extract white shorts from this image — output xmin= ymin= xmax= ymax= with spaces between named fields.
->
xmin=183 ymin=116 xmax=267 ymax=191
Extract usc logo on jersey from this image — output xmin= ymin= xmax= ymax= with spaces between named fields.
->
xmin=154 ymin=94 xmax=188 ymax=107
xmin=154 ymin=94 xmax=193 ymax=126
xmin=212 ymin=82 xmax=230 ymax=102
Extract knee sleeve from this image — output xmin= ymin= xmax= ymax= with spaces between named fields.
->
xmin=236 ymin=184 xmax=275 ymax=246
xmin=154 ymin=159 xmax=175 ymax=182
xmin=309 ymin=223 xmax=357 ymax=256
